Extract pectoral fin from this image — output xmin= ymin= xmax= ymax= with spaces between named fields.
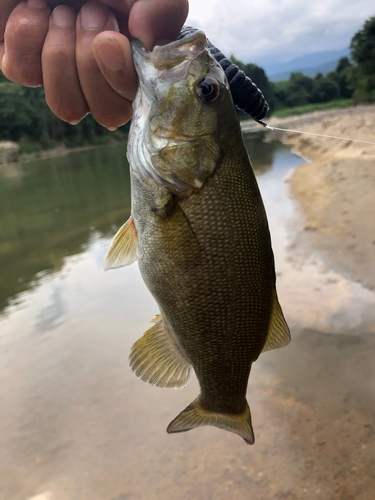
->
xmin=129 ymin=315 xmax=191 ymax=389
xmin=262 ymin=288 xmax=290 ymax=353
xmin=103 ymin=215 xmax=138 ymax=271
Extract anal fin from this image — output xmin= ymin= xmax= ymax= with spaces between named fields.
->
xmin=129 ymin=315 xmax=191 ymax=389
xmin=262 ymin=288 xmax=291 ymax=353
xmin=104 ymin=215 xmax=138 ymax=271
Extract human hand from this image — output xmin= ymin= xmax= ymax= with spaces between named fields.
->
xmin=0 ymin=0 xmax=189 ymax=129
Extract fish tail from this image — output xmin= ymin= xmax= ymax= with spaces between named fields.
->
xmin=166 ymin=397 xmax=255 ymax=445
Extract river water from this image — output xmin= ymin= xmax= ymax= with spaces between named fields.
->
xmin=0 ymin=137 xmax=374 ymax=500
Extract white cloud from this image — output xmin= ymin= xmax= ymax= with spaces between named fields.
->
xmin=186 ymin=0 xmax=374 ymax=63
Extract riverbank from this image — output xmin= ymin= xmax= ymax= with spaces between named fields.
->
xmin=0 ymin=140 xmax=126 ymax=165
xmin=257 ymin=105 xmax=375 ymax=291
xmin=0 ymin=141 xmax=19 ymax=164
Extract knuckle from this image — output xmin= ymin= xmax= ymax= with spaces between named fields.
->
xmin=43 ymin=42 xmax=72 ymax=62
xmin=6 ymin=13 xmax=48 ymax=46
xmin=2 ymin=61 xmax=42 ymax=87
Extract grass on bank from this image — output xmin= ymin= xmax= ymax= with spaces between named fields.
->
xmin=272 ymin=99 xmax=355 ymax=118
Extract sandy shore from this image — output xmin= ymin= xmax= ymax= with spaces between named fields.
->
xmin=262 ymin=105 xmax=375 ymax=291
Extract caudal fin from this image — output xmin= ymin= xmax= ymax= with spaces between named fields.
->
xmin=166 ymin=397 xmax=255 ymax=445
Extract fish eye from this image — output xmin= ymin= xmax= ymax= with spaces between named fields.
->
xmin=195 ymin=78 xmax=220 ymax=104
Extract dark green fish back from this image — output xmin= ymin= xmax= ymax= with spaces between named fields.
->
xmin=132 ymin=136 xmax=274 ymax=416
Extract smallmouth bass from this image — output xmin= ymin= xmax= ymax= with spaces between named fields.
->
xmin=105 ymin=31 xmax=290 ymax=445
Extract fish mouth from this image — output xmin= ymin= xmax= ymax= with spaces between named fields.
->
xmin=131 ymin=31 xmax=207 ymax=82
xmin=131 ymin=39 xmax=151 ymax=73
xmin=131 ymin=32 xmax=211 ymax=141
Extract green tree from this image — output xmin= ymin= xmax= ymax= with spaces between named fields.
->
xmin=0 ymin=70 xmax=129 ymax=151
xmin=336 ymin=56 xmax=352 ymax=74
xmin=283 ymin=72 xmax=314 ymax=107
xmin=327 ymin=57 xmax=354 ymax=99
xmin=350 ymin=16 xmax=375 ymax=102
xmin=272 ymin=80 xmax=289 ymax=108
xmin=311 ymin=76 xmax=339 ymax=103
xmin=0 ymin=82 xmax=36 ymax=141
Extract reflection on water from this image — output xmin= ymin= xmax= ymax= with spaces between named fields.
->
xmin=242 ymin=132 xmax=278 ymax=176
xmin=0 ymin=144 xmax=130 ymax=313
xmin=0 ymin=138 xmax=280 ymax=317
xmin=0 ymin=139 xmax=374 ymax=500
xmin=253 ymin=144 xmax=375 ymax=335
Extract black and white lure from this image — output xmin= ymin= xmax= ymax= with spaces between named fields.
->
xmin=179 ymin=26 xmax=269 ymax=125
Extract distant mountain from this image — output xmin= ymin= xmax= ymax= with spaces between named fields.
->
xmin=269 ymin=59 xmax=348 ymax=82
xmin=258 ymin=48 xmax=351 ymax=82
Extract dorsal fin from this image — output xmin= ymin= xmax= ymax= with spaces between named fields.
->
xmin=104 ymin=215 xmax=138 ymax=271
xmin=262 ymin=289 xmax=290 ymax=353
xmin=129 ymin=315 xmax=191 ymax=389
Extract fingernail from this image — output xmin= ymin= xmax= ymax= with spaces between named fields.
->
xmin=94 ymin=39 xmax=123 ymax=72
xmin=80 ymin=3 xmax=107 ymax=31
xmin=27 ymin=0 xmax=47 ymax=10
xmin=51 ymin=6 xmax=76 ymax=29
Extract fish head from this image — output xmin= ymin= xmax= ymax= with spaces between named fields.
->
xmin=129 ymin=31 xmax=238 ymax=196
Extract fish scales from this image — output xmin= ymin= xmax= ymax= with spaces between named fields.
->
xmin=132 ymin=152 xmax=273 ymax=413
xmin=105 ymin=30 xmax=290 ymax=444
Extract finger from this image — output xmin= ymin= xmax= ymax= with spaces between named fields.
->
xmin=1 ymin=0 xmax=50 ymax=86
xmin=42 ymin=5 xmax=88 ymax=124
xmin=96 ymin=0 xmax=131 ymax=37
xmin=96 ymin=0 xmax=131 ymax=17
xmin=0 ymin=0 xmax=20 ymax=41
xmin=128 ymin=0 xmax=189 ymax=50
xmin=92 ymin=31 xmax=137 ymax=101
xmin=76 ymin=1 xmax=133 ymax=129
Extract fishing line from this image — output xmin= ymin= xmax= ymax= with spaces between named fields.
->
xmin=263 ymin=126 xmax=375 ymax=146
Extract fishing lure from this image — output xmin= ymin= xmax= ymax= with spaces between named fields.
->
xmin=178 ymin=26 xmax=269 ymax=124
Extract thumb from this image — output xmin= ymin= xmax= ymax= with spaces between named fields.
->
xmin=93 ymin=30 xmax=137 ymax=101
xmin=128 ymin=0 xmax=189 ymax=50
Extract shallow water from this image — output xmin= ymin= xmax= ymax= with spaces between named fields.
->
xmin=0 ymin=138 xmax=374 ymax=500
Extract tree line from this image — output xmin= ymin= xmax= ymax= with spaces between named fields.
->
xmin=0 ymin=72 xmax=129 ymax=153
xmin=0 ymin=15 xmax=374 ymax=151
xmin=233 ymin=15 xmax=375 ymax=114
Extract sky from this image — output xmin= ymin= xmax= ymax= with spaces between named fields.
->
xmin=186 ymin=0 xmax=374 ymax=65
